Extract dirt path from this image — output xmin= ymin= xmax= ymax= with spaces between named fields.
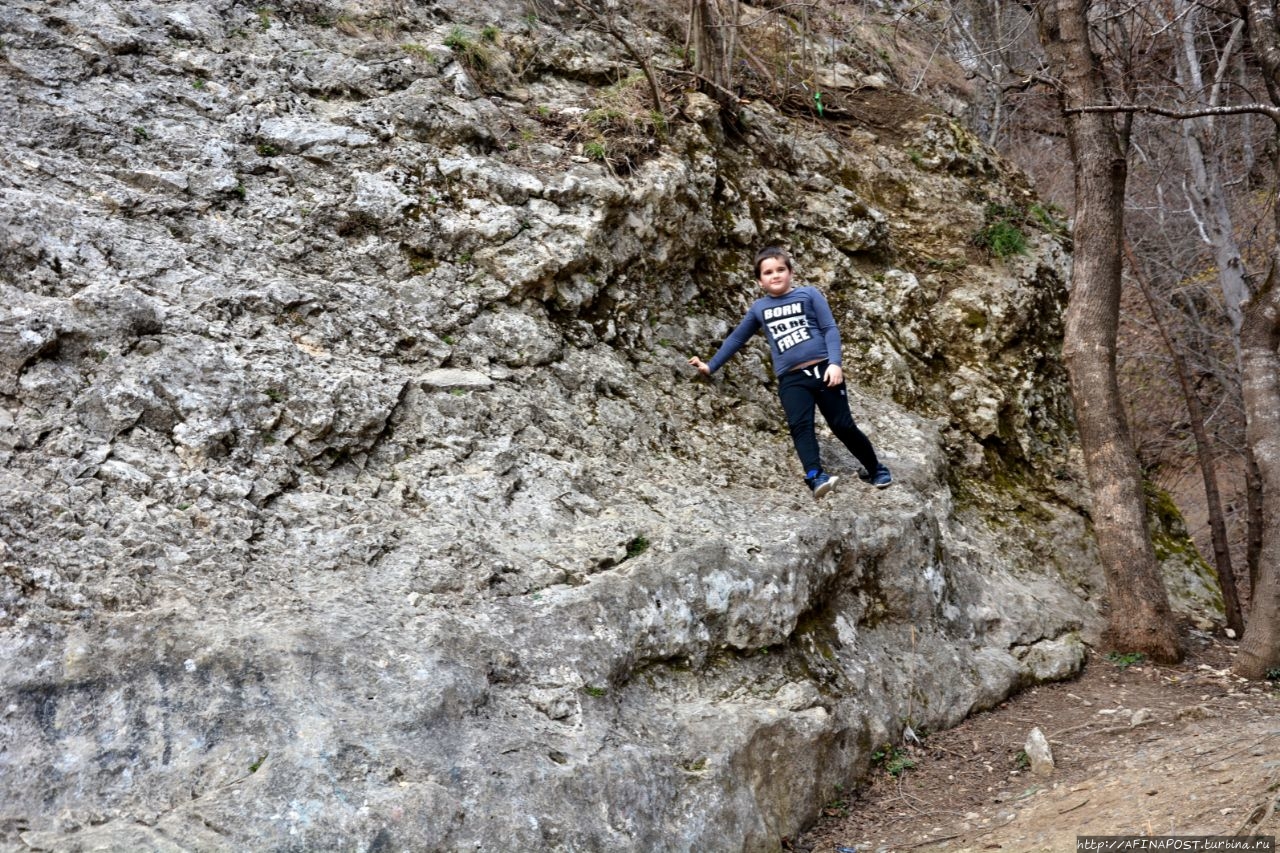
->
xmin=798 ymin=633 xmax=1280 ymax=853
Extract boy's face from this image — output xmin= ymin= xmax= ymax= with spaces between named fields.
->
xmin=757 ymin=257 xmax=793 ymax=297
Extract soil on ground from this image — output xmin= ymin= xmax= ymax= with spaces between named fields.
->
xmin=797 ymin=632 xmax=1280 ymax=853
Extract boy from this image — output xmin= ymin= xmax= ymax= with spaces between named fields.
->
xmin=689 ymin=246 xmax=892 ymax=499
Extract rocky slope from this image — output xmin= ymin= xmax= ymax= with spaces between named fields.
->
xmin=0 ymin=1 xmax=1218 ymax=850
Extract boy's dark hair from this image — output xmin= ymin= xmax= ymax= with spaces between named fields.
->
xmin=753 ymin=246 xmax=793 ymax=279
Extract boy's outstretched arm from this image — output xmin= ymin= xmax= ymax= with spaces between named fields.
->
xmin=694 ymin=312 xmax=761 ymax=378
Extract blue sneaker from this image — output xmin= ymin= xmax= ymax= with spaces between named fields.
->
xmin=805 ymin=469 xmax=838 ymax=500
xmin=859 ymin=464 xmax=893 ymax=488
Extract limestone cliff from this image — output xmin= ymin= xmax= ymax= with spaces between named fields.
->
xmin=0 ymin=1 xmax=1211 ymax=850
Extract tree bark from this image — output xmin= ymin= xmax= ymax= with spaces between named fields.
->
xmin=689 ymin=0 xmax=737 ymax=109
xmin=1245 ymin=453 xmax=1263 ymax=598
xmin=1235 ymin=267 xmax=1280 ymax=677
xmin=1037 ymin=0 xmax=1182 ymax=662
xmin=1233 ymin=0 xmax=1280 ymax=678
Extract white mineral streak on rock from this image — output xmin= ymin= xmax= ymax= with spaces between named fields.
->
xmin=420 ymin=369 xmax=493 ymax=391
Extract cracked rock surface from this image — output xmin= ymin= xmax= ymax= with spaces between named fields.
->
xmin=0 ymin=1 xmax=1217 ymax=850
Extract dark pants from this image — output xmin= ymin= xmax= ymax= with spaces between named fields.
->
xmin=777 ymin=362 xmax=879 ymax=477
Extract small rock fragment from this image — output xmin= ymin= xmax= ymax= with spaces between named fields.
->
xmin=1025 ymin=727 xmax=1054 ymax=777
xmin=1130 ymin=708 xmax=1154 ymax=727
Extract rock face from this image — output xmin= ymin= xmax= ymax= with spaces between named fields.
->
xmin=0 ymin=1 xmax=1215 ymax=851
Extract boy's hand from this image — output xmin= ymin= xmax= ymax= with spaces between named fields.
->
xmin=688 ymin=356 xmax=711 ymax=376
xmin=824 ymin=364 xmax=844 ymax=387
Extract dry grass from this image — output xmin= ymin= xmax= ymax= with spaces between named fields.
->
xmin=569 ymin=73 xmax=667 ymax=173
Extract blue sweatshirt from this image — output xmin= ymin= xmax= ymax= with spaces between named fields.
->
xmin=706 ymin=286 xmax=843 ymax=377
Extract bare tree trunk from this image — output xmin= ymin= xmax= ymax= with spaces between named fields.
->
xmin=1174 ymin=3 xmax=1251 ymax=338
xmin=1235 ymin=266 xmax=1280 ymax=677
xmin=1037 ymin=0 xmax=1182 ymax=662
xmin=689 ymin=0 xmax=736 ymax=109
xmin=1239 ymin=0 xmax=1280 ymax=613
xmin=1171 ymin=4 xmax=1261 ymax=618
xmin=1246 ymin=453 xmax=1263 ymax=597
xmin=1232 ymin=0 xmax=1280 ymax=678
xmin=964 ymin=0 xmax=1007 ymax=145
xmin=1127 ymin=244 xmax=1245 ymax=635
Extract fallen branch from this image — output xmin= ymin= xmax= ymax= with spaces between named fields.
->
xmin=1047 ymin=720 xmax=1105 ymax=740
xmin=654 ymin=64 xmax=742 ymax=108
xmin=1058 ymin=798 xmax=1090 ymax=815
xmin=902 ymin=833 xmax=961 ymax=849
xmin=1230 ymin=772 xmax=1280 ymax=839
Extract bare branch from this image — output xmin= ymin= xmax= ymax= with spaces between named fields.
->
xmin=1067 ymin=102 xmax=1280 ymax=123
xmin=570 ymin=0 xmax=664 ymax=117
xmin=735 ymin=2 xmax=819 ymax=29
xmin=654 ymin=64 xmax=742 ymax=108
xmin=1211 ymin=20 xmax=1247 ymax=106
xmin=1003 ymin=72 xmax=1059 ymax=93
